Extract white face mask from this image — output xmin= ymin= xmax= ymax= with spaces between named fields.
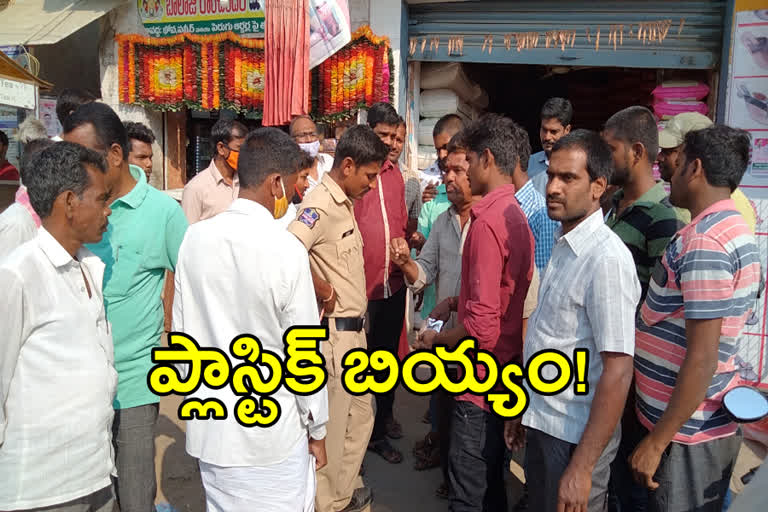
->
xmin=299 ymin=140 xmax=320 ymax=158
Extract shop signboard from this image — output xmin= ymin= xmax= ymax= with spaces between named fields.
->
xmin=0 ymin=78 xmax=35 ymax=110
xmin=138 ymin=0 xmax=266 ymax=37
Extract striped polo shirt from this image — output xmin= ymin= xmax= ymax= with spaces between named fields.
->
xmin=606 ymin=182 xmax=686 ymax=303
xmin=635 ymin=199 xmax=761 ymax=444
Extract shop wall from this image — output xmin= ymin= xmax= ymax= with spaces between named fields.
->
xmin=99 ymin=4 xmax=166 ymax=190
xmin=349 ymin=0 xmax=371 ymax=30
xmin=368 ymin=0 xmax=406 ymax=115
xmin=33 ymin=19 xmax=101 ymax=97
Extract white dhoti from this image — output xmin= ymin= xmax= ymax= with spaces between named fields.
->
xmin=199 ymin=435 xmax=316 ymax=512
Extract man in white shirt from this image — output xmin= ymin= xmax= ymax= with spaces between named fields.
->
xmin=173 ymin=127 xmax=329 ymax=512
xmin=290 ymin=115 xmax=334 ymax=196
xmin=506 ymin=130 xmax=640 ymax=512
xmin=0 ymin=142 xmax=117 ymax=512
xmin=0 ymin=138 xmax=53 ymax=261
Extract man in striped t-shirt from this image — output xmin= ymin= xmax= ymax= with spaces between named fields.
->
xmin=601 ymin=106 xmax=687 ymax=512
xmin=631 ymin=126 xmax=761 ymax=511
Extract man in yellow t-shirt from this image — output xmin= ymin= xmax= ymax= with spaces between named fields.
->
xmin=657 ymin=112 xmax=757 ymax=232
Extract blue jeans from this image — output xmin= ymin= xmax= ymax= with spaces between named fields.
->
xmin=447 ymin=400 xmax=507 ymax=512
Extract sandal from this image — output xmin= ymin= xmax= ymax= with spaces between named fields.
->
xmin=367 ymin=439 xmax=403 ymax=464
xmin=413 ymin=445 xmax=440 ymax=471
xmin=385 ymin=418 xmax=403 ymax=440
xmin=435 ymin=482 xmax=449 ymax=500
xmin=413 ymin=432 xmax=439 ymax=459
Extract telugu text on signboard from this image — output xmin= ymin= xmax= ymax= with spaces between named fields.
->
xmin=138 ymin=0 xmax=266 ymax=37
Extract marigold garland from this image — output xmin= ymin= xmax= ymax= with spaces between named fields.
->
xmin=116 ymin=25 xmax=393 ymax=120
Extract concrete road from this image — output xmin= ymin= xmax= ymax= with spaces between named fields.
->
xmin=152 ymin=383 xmax=759 ymax=512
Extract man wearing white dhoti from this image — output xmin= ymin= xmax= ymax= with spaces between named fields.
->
xmin=172 ymin=127 xmax=329 ymax=512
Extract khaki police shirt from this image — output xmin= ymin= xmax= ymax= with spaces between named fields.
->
xmin=288 ymin=173 xmax=367 ymax=318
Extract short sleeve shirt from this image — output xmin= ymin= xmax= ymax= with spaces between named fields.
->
xmin=86 ymin=165 xmax=188 ymax=409
xmin=635 ymin=199 xmax=761 ymax=444
xmin=288 ymin=173 xmax=368 ymax=318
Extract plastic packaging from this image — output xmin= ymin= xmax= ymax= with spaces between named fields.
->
xmin=652 ymin=81 xmax=710 ymax=101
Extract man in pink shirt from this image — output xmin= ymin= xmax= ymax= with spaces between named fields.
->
xmin=355 ymin=102 xmax=410 ymax=464
xmin=182 ymin=119 xmax=247 ymax=223
xmin=419 ymin=113 xmax=534 ymax=511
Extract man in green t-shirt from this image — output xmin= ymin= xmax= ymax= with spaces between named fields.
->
xmin=64 ymin=103 xmax=188 ymax=512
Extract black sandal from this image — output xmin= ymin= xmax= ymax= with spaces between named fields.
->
xmin=367 ymin=439 xmax=403 ymax=464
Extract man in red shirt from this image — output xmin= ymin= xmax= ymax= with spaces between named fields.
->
xmin=0 ymin=131 xmax=20 ymax=181
xmin=419 ymin=113 xmax=534 ymax=510
xmin=355 ymin=102 xmax=410 ymax=464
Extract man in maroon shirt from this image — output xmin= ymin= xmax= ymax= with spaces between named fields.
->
xmin=419 ymin=113 xmax=534 ymax=511
xmin=355 ymin=102 xmax=410 ymax=464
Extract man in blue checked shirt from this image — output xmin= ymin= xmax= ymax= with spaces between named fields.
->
xmin=511 ymin=125 xmax=559 ymax=274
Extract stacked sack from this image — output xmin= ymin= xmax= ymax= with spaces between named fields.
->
xmin=417 ymin=63 xmax=488 ymax=170
xmin=652 ymin=81 xmax=711 ymax=180
xmin=652 ymin=81 xmax=710 ymax=119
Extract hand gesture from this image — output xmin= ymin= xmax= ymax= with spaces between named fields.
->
xmin=409 ymin=231 xmax=426 ymax=251
xmin=417 ymin=328 xmax=438 ymax=349
xmin=422 ymin=183 xmax=437 ymax=203
xmin=429 ymin=297 xmax=454 ymax=323
xmin=390 ymin=237 xmax=411 ymax=266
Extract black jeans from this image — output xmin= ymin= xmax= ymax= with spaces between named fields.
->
xmin=608 ymin=400 xmax=649 ymax=512
xmin=366 ymin=285 xmax=406 ymax=442
xmin=525 ymin=426 xmax=620 ymax=512
xmin=448 ymin=400 xmax=507 ymax=512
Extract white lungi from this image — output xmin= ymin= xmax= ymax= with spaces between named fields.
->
xmin=199 ymin=435 xmax=315 ymax=512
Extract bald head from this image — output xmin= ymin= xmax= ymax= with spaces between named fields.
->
xmin=289 ymin=116 xmax=319 ymax=143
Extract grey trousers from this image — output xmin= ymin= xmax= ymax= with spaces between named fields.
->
xmin=648 ymin=431 xmax=742 ymax=512
xmin=10 ymin=485 xmax=117 ymax=512
xmin=111 ymin=403 xmax=159 ymax=512
xmin=525 ymin=427 xmax=620 ymax=512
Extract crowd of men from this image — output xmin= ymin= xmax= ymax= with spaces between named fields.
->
xmin=0 ymin=87 xmax=763 ymax=512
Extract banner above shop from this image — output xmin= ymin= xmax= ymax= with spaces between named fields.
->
xmin=138 ymin=0 xmax=266 ymax=37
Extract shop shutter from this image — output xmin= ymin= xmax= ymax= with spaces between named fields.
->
xmin=407 ymin=0 xmax=725 ymax=69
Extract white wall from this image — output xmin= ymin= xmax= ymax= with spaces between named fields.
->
xmin=349 ymin=0 xmax=371 ymax=29
xmin=369 ymin=0 xmax=404 ymax=115
xmin=99 ymin=4 xmax=165 ymax=189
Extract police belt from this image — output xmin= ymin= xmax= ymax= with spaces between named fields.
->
xmin=321 ymin=316 xmax=365 ymax=332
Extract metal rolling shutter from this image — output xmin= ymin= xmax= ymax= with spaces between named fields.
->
xmin=407 ymin=0 xmax=725 ymax=69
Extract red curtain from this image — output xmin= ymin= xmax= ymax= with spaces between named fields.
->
xmin=264 ymin=0 xmax=310 ymax=126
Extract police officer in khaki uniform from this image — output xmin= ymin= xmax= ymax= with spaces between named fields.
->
xmin=288 ymin=125 xmax=389 ymax=512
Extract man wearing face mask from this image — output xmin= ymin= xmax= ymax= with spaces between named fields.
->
xmin=290 ymin=115 xmax=334 ymax=197
xmin=182 ymin=118 xmax=247 ymax=223
xmin=173 ymin=128 xmax=328 ymax=512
